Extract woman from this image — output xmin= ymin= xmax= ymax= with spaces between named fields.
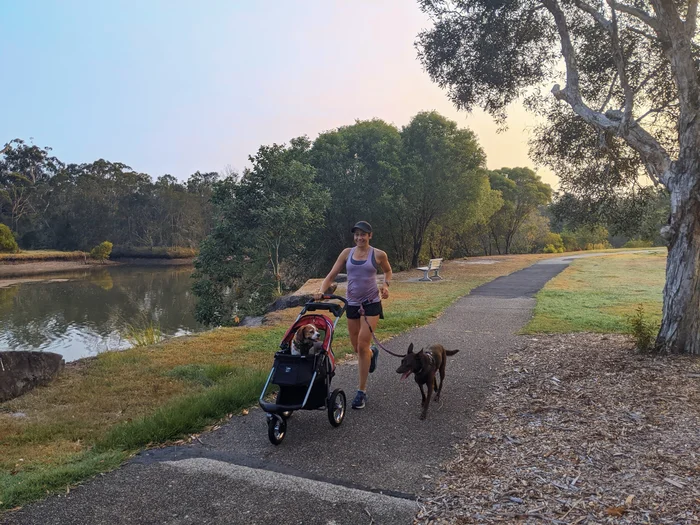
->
xmin=314 ymin=221 xmax=392 ymax=409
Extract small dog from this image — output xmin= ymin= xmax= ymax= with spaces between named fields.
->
xmin=396 ymin=343 xmax=459 ymax=420
xmin=291 ymin=324 xmax=322 ymax=356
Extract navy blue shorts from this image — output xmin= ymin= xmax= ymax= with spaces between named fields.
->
xmin=347 ymin=301 xmax=384 ymax=319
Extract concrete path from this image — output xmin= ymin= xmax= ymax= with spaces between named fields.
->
xmin=3 ymin=258 xmax=575 ymax=525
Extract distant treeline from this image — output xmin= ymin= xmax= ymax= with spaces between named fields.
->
xmin=0 ymin=139 xmax=216 ymax=252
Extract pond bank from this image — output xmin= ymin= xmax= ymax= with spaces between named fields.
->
xmin=0 ymin=257 xmax=194 ymax=280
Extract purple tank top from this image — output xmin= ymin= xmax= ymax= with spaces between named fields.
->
xmin=346 ymin=247 xmax=380 ymax=306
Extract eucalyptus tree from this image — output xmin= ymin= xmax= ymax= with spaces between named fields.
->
xmin=418 ymin=0 xmax=700 ymax=354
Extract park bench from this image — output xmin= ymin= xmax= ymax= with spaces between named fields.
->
xmin=416 ymin=258 xmax=443 ymax=281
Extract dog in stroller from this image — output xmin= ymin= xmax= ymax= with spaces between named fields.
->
xmin=259 ymin=294 xmax=349 ymax=445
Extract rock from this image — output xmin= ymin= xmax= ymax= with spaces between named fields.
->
xmin=0 ymin=351 xmax=65 ymax=402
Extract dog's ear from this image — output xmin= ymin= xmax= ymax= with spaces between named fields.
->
xmin=407 ymin=343 xmax=414 ymax=354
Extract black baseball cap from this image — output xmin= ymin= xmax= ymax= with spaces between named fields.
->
xmin=351 ymin=221 xmax=372 ymax=233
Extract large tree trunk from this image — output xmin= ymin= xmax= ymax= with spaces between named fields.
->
xmin=656 ymin=170 xmax=700 ymax=355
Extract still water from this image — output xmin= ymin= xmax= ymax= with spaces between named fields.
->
xmin=0 ymin=266 xmax=205 ymax=362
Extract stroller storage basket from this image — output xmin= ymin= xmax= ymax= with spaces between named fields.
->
xmin=271 ymin=353 xmax=326 ymax=386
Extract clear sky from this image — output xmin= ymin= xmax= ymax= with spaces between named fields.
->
xmin=0 ymin=1 xmax=557 ymax=188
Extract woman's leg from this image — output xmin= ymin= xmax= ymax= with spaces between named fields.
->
xmin=356 ymin=315 xmax=379 ymax=392
xmin=347 ymin=318 xmax=360 ymax=354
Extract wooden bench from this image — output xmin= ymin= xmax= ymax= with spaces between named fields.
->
xmin=416 ymin=258 xmax=443 ymax=281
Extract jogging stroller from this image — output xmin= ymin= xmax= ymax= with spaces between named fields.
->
xmin=259 ymin=294 xmax=348 ymax=445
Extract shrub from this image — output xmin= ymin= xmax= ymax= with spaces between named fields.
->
xmin=90 ymin=241 xmax=113 ymax=262
xmin=623 ymin=239 xmax=654 ymax=248
xmin=0 ymin=224 xmax=19 ymax=253
xmin=560 ymin=230 xmax=580 ymax=252
xmin=542 ymin=232 xmax=564 ymax=253
xmin=628 ymin=304 xmax=658 ymax=353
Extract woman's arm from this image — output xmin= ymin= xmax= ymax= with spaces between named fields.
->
xmin=376 ymin=249 xmax=393 ymax=299
xmin=314 ymin=248 xmax=350 ymax=299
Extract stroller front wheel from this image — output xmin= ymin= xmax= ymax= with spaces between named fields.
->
xmin=327 ymin=389 xmax=346 ymax=427
xmin=267 ymin=414 xmax=287 ymax=445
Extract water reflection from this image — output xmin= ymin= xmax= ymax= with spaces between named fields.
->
xmin=0 ymin=266 xmax=204 ymax=362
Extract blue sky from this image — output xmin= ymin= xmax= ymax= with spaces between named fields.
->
xmin=0 ymin=1 xmax=554 ymax=186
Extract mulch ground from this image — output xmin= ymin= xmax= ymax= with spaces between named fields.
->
xmin=417 ymin=333 xmax=700 ymax=524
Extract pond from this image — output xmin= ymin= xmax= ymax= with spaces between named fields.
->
xmin=0 ymin=265 xmax=205 ymax=362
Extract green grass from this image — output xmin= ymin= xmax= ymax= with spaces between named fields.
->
xmin=96 ymin=368 xmax=266 ymax=452
xmin=0 ymin=450 xmax=127 ymax=510
xmin=123 ymin=321 xmax=164 ymax=347
xmin=165 ymin=363 xmax=237 ymax=386
xmin=524 ymin=251 xmax=666 ymax=334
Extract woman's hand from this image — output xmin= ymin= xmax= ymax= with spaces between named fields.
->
xmin=313 ymin=292 xmax=323 ymax=301
xmin=381 ymin=282 xmax=389 ymax=300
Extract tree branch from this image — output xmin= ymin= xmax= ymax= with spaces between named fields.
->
xmin=543 ymin=0 xmax=672 ymax=185
xmin=607 ymin=0 xmax=635 ymax=132
xmin=598 ymin=72 xmax=619 ymax=112
xmin=610 ymin=1 xmax=660 ymax=30
xmin=687 ymin=0 xmax=698 ymax=36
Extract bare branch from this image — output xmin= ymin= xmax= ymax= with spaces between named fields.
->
xmin=573 ymin=0 xmax=612 ymax=30
xmin=599 ymin=72 xmax=619 ymax=112
xmin=607 ymin=0 xmax=635 ymax=132
xmin=626 ymin=25 xmax=661 ymax=42
xmin=636 ymin=102 xmax=677 ymax=123
xmin=610 ymin=1 xmax=660 ymax=30
xmin=687 ymin=0 xmax=698 ymax=36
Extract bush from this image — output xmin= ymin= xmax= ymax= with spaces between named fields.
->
xmin=541 ymin=232 xmax=564 ymax=253
xmin=543 ymin=243 xmax=564 ymax=253
xmin=628 ymin=304 xmax=658 ymax=353
xmin=623 ymin=239 xmax=654 ymax=248
xmin=560 ymin=230 xmax=580 ymax=252
xmin=90 ymin=241 xmax=113 ymax=262
xmin=0 ymin=224 xmax=19 ymax=253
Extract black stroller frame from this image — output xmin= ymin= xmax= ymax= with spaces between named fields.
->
xmin=259 ymin=294 xmax=348 ymax=445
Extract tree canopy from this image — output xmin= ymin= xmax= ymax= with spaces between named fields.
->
xmin=417 ymin=0 xmax=700 ymax=354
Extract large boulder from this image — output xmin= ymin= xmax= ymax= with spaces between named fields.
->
xmin=0 ymin=351 xmax=64 ymax=402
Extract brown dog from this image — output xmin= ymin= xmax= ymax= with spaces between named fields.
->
xmin=291 ymin=324 xmax=321 ymax=356
xmin=396 ymin=343 xmax=459 ymax=420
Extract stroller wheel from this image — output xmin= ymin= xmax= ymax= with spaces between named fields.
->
xmin=267 ymin=414 xmax=287 ymax=445
xmin=327 ymin=389 xmax=346 ymax=427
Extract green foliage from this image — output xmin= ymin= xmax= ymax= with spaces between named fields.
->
xmin=89 ymin=240 xmax=113 ymax=261
xmin=487 ymin=167 xmax=553 ymax=254
xmin=542 ymin=232 xmax=564 ymax=253
xmin=0 ymin=223 xmax=19 ymax=253
xmin=628 ymin=304 xmax=658 ymax=353
xmin=1 ymin=140 xmax=218 ymax=253
xmin=110 ymin=246 xmax=197 ymax=259
xmin=193 ymin=138 xmax=329 ymax=324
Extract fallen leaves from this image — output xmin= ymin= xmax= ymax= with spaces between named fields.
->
xmin=416 ymin=333 xmax=700 ymax=524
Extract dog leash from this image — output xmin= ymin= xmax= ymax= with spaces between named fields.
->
xmin=358 ymin=304 xmax=405 ymax=358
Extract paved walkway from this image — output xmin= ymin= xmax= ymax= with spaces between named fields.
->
xmin=4 ymin=259 xmax=573 ymax=525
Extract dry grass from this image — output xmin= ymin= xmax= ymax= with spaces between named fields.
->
xmin=0 ymin=251 xmax=87 ymax=262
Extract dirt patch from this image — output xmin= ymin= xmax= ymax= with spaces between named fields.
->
xmin=417 ymin=333 xmax=699 ymax=524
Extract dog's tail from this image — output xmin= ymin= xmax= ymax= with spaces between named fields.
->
xmin=445 ymin=349 xmax=460 ymax=356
